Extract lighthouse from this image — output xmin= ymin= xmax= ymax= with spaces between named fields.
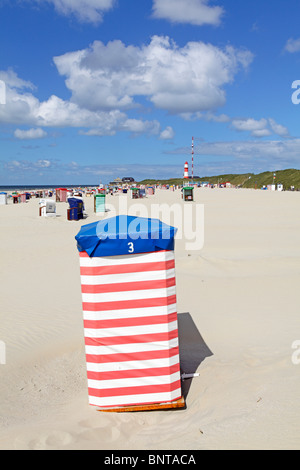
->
xmin=184 ymin=161 xmax=189 ymax=179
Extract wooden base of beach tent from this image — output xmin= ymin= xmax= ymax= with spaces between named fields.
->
xmin=97 ymin=396 xmax=185 ymax=413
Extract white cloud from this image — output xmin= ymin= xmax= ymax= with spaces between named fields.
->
xmin=152 ymin=0 xmax=224 ymax=26
xmin=0 ymin=75 xmax=164 ymax=138
xmin=232 ymin=118 xmax=271 ymax=137
xmin=80 ymin=118 xmax=162 ymax=136
xmin=0 ymin=69 xmax=35 ymax=91
xmin=268 ymin=118 xmax=289 ymax=137
xmin=37 ymin=95 xmax=126 ymax=128
xmin=170 ymin=138 xmax=300 ymax=171
xmin=14 ymin=127 xmax=47 ymax=139
xmin=0 ymin=76 xmax=127 ymax=132
xmin=160 ymin=126 xmax=175 ymax=140
xmin=231 ymin=117 xmax=289 ymax=138
xmin=4 ymin=159 xmax=56 ymax=171
xmin=205 ymin=112 xmax=231 ymax=123
xmin=35 ymin=159 xmax=52 ymax=168
xmin=250 ymin=128 xmax=272 ymax=138
xmin=120 ymin=119 xmax=161 ymax=136
xmin=54 ymin=36 xmax=253 ymax=115
xmin=30 ymin=0 xmax=116 ymax=24
xmin=0 ymin=63 xmax=289 ymax=147
xmin=285 ymin=38 xmax=300 ymax=53
xmin=0 ymin=37 xmax=253 ymax=138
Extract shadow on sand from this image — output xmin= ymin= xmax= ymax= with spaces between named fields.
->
xmin=178 ymin=312 xmax=213 ymax=400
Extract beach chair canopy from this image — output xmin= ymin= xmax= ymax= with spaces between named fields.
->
xmin=68 ymin=197 xmax=83 ymax=208
xmin=75 ymin=215 xmax=177 ymax=258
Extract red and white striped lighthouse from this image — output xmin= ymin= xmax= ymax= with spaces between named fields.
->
xmin=184 ymin=161 xmax=189 ymax=179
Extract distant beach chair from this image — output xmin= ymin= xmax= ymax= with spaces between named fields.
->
xmin=39 ymin=199 xmax=56 ymax=217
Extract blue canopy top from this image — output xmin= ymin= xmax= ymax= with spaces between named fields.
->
xmin=68 ymin=197 xmax=83 ymax=204
xmin=75 ymin=215 xmax=177 ymax=257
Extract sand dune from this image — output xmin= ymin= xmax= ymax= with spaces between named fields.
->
xmin=0 ymin=187 xmax=299 ymax=450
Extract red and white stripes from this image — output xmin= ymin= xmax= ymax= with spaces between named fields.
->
xmin=79 ymin=250 xmax=182 ymax=408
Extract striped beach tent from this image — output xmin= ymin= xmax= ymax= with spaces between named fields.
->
xmin=75 ymin=215 xmax=183 ymax=410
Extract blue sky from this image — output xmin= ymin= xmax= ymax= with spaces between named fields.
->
xmin=1 ymin=0 xmax=300 ymax=185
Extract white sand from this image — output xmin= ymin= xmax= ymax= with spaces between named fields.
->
xmin=0 ymin=187 xmax=299 ymax=450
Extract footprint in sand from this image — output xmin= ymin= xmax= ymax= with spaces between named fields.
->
xmin=78 ymin=416 xmax=121 ymax=443
xmin=28 ymin=431 xmax=73 ymax=450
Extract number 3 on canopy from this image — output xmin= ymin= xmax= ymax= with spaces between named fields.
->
xmin=128 ymin=242 xmax=134 ymax=253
